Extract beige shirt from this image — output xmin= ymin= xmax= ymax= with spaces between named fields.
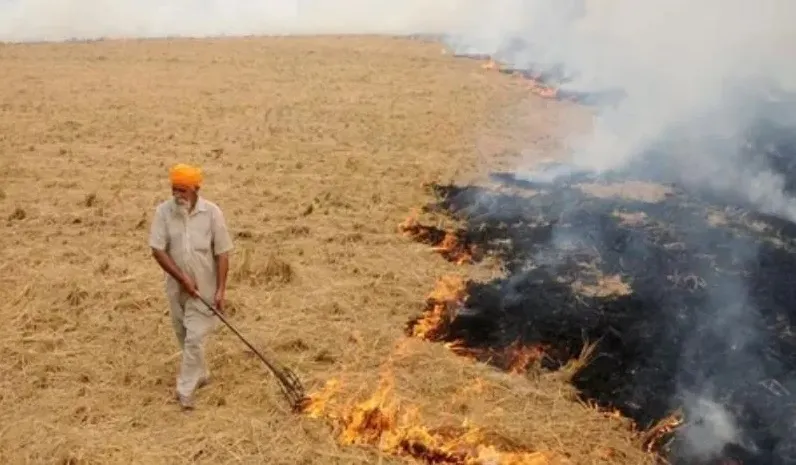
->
xmin=148 ymin=197 xmax=234 ymax=304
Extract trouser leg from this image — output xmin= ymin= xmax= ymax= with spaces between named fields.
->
xmin=169 ymin=296 xmax=187 ymax=351
xmin=175 ymin=299 xmax=218 ymax=398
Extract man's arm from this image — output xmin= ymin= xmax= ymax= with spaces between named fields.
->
xmin=215 ymin=252 xmax=229 ymax=292
xmin=212 ymin=204 xmax=233 ymax=311
xmin=211 ymin=205 xmax=234 ymax=310
xmin=152 ymin=248 xmax=192 ymax=289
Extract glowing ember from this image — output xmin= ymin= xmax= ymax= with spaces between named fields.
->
xmin=399 ymin=216 xmax=479 ymax=265
xmin=299 ymin=371 xmax=574 ymax=465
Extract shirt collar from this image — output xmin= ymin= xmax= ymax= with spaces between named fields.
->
xmin=194 ymin=197 xmax=208 ymax=213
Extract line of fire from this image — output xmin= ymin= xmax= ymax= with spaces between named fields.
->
xmin=392 ymin=174 xmax=796 ymax=465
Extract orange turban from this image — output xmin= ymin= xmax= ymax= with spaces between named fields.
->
xmin=169 ymin=163 xmax=203 ymax=187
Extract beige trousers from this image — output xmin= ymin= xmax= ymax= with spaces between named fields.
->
xmin=168 ymin=294 xmax=218 ymax=397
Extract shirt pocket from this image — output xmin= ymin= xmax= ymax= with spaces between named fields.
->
xmin=188 ymin=216 xmax=213 ymax=252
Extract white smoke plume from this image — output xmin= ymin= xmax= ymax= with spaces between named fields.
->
xmin=457 ymin=0 xmax=796 ymax=223
xmin=0 ymin=0 xmax=485 ymax=42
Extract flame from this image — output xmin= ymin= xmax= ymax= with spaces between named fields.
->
xmin=526 ymin=81 xmax=559 ymax=99
xmin=504 ymin=341 xmax=546 ymax=374
xmin=339 ymin=374 xmax=397 ymax=446
xmin=409 ymin=277 xmax=548 ymax=375
xmin=445 ymin=340 xmax=547 ymax=375
xmin=427 ymin=275 xmax=468 ymax=305
xmin=641 ymin=411 xmax=684 ymax=454
xmin=408 ymin=275 xmax=468 ymax=341
xmin=481 ymin=59 xmax=499 ymax=70
xmin=432 ymin=231 xmax=476 ymax=265
xmin=477 ymin=57 xmax=561 ymax=101
xmin=300 ymin=378 xmax=342 ymax=419
xmin=299 ymin=371 xmax=574 ymax=465
xmin=581 ymin=400 xmax=684 ymax=456
xmin=407 ymin=277 xmax=549 ymax=378
xmin=399 ymin=216 xmax=478 ymax=265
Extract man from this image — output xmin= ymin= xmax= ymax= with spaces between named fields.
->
xmin=148 ymin=163 xmax=234 ymax=410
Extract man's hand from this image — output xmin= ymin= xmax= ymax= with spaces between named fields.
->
xmin=180 ymin=274 xmax=200 ymax=298
xmin=214 ymin=287 xmax=226 ymax=314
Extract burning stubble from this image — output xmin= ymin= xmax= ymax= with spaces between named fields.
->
xmin=400 ymin=180 xmax=796 ymax=465
xmin=436 ymin=2 xmax=796 ymax=462
xmin=398 ymin=215 xmax=481 ymax=266
xmin=299 ymin=367 xmax=576 ymax=465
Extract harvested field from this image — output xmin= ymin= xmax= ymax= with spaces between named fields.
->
xmin=0 ymin=35 xmax=660 ymax=465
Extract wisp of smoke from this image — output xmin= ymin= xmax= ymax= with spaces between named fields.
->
xmin=678 ymin=392 xmax=749 ymax=460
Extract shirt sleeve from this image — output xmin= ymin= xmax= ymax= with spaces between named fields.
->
xmin=211 ymin=205 xmax=234 ymax=256
xmin=148 ymin=205 xmax=168 ymax=251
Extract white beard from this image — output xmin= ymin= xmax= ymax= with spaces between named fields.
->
xmin=174 ymin=197 xmax=191 ymax=218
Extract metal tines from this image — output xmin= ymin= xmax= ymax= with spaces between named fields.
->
xmin=196 ymin=295 xmax=308 ymax=411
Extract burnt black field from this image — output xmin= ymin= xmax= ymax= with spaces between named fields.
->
xmin=409 ymin=170 xmax=796 ymax=465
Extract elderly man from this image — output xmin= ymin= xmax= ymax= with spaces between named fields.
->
xmin=148 ymin=163 xmax=234 ymax=410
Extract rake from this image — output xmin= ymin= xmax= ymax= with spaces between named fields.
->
xmin=196 ymin=295 xmax=308 ymax=411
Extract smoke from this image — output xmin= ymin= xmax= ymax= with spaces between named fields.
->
xmin=443 ymin=0 xmax=796 ymax=224
xmin=678 ymin=394 xmax=748 ymax=460
xmin=0 ymin=0 xmax=481 ymax=42
xmin=440 ymin=0 xmax=796 ymax=462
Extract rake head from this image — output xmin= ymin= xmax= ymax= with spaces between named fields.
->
xmin=272 ymin=365 xmax=309 ymax=412
xmin=195 ymin=295 xmax=310 ymax=412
